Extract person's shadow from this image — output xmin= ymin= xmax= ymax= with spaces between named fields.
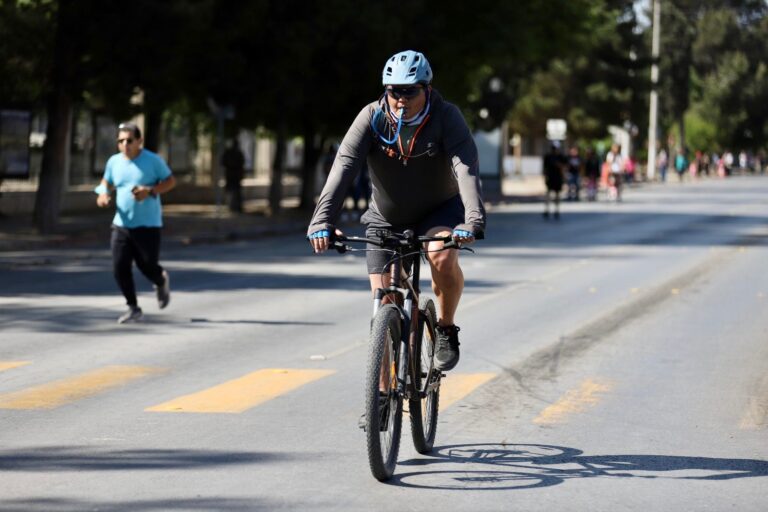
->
xmin=393 ymin=443 xmax=768 ymax=489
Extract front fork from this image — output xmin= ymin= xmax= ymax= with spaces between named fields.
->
xmin=372 ymin=288 xmax=416 ymax=399
xmin=397 ymin=292 xmax=418 ymax=398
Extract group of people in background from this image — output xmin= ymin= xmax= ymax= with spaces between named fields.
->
xmin=657 ymin=147 xmax=765 ymax=183
xmin=543 ymin=142 xmax=632 ymax=219
xmin=541 ymin=142 xmax=766 ymax=219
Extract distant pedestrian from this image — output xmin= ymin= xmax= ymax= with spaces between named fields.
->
xmin=343 ymin=162 xmax=371 ymax=221
xmin=739 ymin=151 xmax=748 ymax=173
xmin=584 ymin=147 xmax=600 ymax=201
xmin=322 ymin=142 xmax=339 ymax=179
xmin=716 ymin=153 xmax=727 ymax=178
xmin=624 ymin=153 xmax=637 ymax=184
xmin=723 ymin=150 xmax=734 ymax=176
xmin=95 ymin=122 xmax=176 ymax=324
xmin=657 ymin=148 xmax=668 ymax=182
xmin=566 ymin=146 xmax=581 ymax=201
xmin=605 ymin=143 xmax=624 ymax=201
xmin=700 ymin=151 xmax=711 ymax=177
xmin=674 ymin=148 xmax=688 ymax=182
xmin=543 ymin=142 xmax=566 ymax=219
xmin=222 ymin=139 xmax=246 ymax=213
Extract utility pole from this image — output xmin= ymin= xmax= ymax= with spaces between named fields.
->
xmin=646 ymin=0 xmax=661 ymax=181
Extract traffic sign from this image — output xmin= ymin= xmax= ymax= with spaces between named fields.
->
xmin=546 ymin=119 xmax=567 ymax=141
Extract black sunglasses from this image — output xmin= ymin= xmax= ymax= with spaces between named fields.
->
xmin=386 ymin=86 xmax=423 ymax=100
xmin=117 ymin=138 xmax=134 ymax=145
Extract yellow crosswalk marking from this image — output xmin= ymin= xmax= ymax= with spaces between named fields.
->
xmin=439 ymin=373 xmax=496 ymax=409
xmin=533 ymin=378 xmax=611 ymax=424
xmin=739 ymin=375 xmax=768 ymax=430
xmin=0 ymin=361 xmax=30 ymax=372
xmin=146 ymin=368 xmax=336 ymax=414
xmin=0 ymin=365 xmax=164 ymax=410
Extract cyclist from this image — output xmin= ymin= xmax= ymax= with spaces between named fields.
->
xmin=307 ymin=50 xmax=486 ymax=372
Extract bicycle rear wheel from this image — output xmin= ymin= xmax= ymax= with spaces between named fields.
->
xmin=410 ymin=297 xmax=440 ymax=454
xmin=365 ymin=304 xmax=403 ymax=481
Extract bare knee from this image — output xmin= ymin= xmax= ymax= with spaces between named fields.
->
xmin=428 ymin=249 xmax=459 ymax=277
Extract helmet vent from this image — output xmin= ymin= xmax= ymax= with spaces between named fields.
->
xmin=381 ymin=50 xmax=432 ymax=86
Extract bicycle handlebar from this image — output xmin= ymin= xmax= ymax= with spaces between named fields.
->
xmin=331 ymin=230 xmax=465 ymax=254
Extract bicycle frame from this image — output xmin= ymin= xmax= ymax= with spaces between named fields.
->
xmin=335 ymin=230 xmax=454 ymax=400
xmin=373 ymin=247 xmax=421 ymax=401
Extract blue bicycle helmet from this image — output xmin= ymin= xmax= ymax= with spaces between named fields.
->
xmin=382 ymin=50 xmax=433 ymax=85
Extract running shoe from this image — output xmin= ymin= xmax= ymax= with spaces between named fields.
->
xmin=155 ymin=270 xmax=170 ymax=309
xmin=117 ymin=306 xmax=143 ymax=324
xmin=434 ymin=325 xmax=461 ymax=371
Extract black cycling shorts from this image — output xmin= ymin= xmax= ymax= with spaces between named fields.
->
xmin=363 ymin=195 xmax=464 ymax=275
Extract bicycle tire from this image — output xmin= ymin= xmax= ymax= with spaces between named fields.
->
xmin=365 ymin=304 xmax=404 ymax=481
xmin=410 ymin=296 xmax=440 ymax=454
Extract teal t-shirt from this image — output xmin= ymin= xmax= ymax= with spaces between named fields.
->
xmin=102 ymin=149 xmax=172 ymax=228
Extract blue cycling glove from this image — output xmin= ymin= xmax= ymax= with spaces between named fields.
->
xmin=308 ymin=229 xmax=330 ymax=240
xmin=453 ymin=229 xmax=473 ymax=239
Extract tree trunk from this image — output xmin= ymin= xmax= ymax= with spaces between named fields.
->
xmin=268 ymin=127 xmax=286 ymax=216
xmin=144 ymin=101 xmax=163 ymax=152
xmin=33 ymin=0 xmax=76 ymax=233
xmin=34 ymin=91 xmax=73 ymax=232
xmin=299 ymin=123 xmax=323 ymax=211
xmin=678 ymin=113 xmax=686 ymax=152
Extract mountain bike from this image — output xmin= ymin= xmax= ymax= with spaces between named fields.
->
xmin=332 ymin=229 xmax=471 ymax=481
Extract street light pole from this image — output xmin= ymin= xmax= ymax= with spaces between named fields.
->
xmin=646 ymin=0 xmax=661 ymax=181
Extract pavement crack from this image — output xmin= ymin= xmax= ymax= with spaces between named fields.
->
xmin=492 ymin=243 xmax=742 ymax=388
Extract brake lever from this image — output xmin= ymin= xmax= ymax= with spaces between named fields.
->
xmin=442 ymin=240 xmax=459 ymax=249
xmin=442 ymin=240 xmax=475 ymax=252
xmin=332 ymin=241 xmax=350 ymax=254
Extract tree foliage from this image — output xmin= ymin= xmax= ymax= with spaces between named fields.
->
xmin=509 ymin=0 xmax=647 ymax=142
xmin=660 ymin=0 xmax=768 ymax=152
xmin=2 ymin=0 xmax=767 ymax=228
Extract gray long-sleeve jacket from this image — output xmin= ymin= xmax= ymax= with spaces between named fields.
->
xmin=307 ymin=90 xmax=485 ymax=236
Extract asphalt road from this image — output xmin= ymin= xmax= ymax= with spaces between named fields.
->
xmin=1 ymin=176 xmax=767 ymax=511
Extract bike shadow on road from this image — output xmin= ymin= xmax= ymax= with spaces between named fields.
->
xmin=393 ymin=443 xmax=768 ymax=490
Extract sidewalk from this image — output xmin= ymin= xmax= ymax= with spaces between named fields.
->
xmin=0 ymin=176 xmax=546 ymax=253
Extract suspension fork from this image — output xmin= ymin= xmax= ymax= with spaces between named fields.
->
xmin=397 ymin=289 xmax=414 ymax=395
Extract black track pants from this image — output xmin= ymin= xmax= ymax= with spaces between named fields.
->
xmin=110 ymin=226 xmax=165 ymax=307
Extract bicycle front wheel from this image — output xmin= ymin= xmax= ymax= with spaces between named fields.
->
xmin=365 ymin=304 xmax=404 ymax=481
xmin=410 ymin=297 xmax=440 ymax=454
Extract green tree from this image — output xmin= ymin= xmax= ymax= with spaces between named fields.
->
xmin=508 ymin=0 xmax=646 ymax=142
xmin=0 ymin=0 xmax=51 ymax=108
xmin=691 ymin=6 xmax=768 ymax=150
xmin=660 ymin=0 xmax=768 ymax=152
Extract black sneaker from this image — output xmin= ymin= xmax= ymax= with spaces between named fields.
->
xmin=434 ymin=325 xmax=461 ymax=371
xmin=155 ymin=270 xmax=170 ymax=309
xmin=117 ymin=305 xmax=143 ymax=324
